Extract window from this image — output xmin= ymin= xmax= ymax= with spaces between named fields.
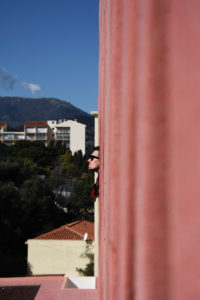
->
xmin=26 ymin=135 xmax=35 ymax=140
xmin=36 ymin=134 xmax=47 ymax=140
xmin=3 ymin=134 xmax=14 ymax=140
xmin=15 ymin=134 xmax=25 ymax=140
xmin=37 ymin=127 xmax=47 ymax=133
xmin=57 ymin=127 xmax=70 ymax=134
xmin=26 ymin=127 xmax=35 ymax=133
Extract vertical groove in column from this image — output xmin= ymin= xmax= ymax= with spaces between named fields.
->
xmin=98 ymin=0 xmax=112 ymax=299
xmin=98 ymin=0 xmax=105 ymax=299
xmin=108 ymin=0 xmax=124 ymax=300
xmin=119 ymin=0 xmax=137 ymax=299
xmin=168 ymin=1 xmax=200 ymax=299
xmin=103 ymin=0 xmax=112 ymax=299
xmin=134 ymin=0 xmax=170 ymax=299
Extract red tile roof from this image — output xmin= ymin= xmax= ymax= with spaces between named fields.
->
xmin=32 ymin=220 xmax=94 ymax=241
xmin=68 ymin=220 xmax=94 ymax=240
xmin=24 ymin=121 xmax=48 ymax=126
xmin=0 ymin=122 xmax=6 ymax=126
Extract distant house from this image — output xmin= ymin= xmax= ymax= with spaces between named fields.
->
xmin=26 ymin=220 xmax=94 ymax=276
xmin=0 ymin=121 xmax=7 ymax=132
xmin=24 ymin=121 xmax=51 ymax=146
xmin=0 ymin=119 xmax=86 ymax=154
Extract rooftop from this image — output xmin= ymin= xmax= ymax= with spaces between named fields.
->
xmin=31 ymin=220 xmax=94 ymax=241
xmin=0 ymin=276 xmax=97 ymax=300
xmin=24 ymin=121 xmax=48 ymax=126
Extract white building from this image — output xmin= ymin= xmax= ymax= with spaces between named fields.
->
xmin=0 ymin=119 xmax=86 ymax=154
xmin=48 ymin=119 xmax=86 ymax=155
xmin=24 ymin=121 xmax=51 ymax=146
xmin=26 ymin=220 xmax=94 ymax=276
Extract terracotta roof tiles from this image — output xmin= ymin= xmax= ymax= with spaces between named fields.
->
xmin=68 ymin=220 xmax=94 ymax=240
xmin=32 ymin=220 xmax=94 ymax=241
xmin=25 ymin=121 xmax=48 ymax=126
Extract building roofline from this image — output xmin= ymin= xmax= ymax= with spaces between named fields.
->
xmin=27 ymin=220 xmax=94 ymax=241
xmin=25 ymin=121 xmax=48 ymax=126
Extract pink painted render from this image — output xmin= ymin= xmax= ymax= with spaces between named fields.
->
xmin=0 ymin=277 xmax=97 ymax=300
xmin=98 ymin=0 xmax=200 ymax=299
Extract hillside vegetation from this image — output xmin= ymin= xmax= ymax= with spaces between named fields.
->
xmin=0 ymin=140 xmax=94 ymax=277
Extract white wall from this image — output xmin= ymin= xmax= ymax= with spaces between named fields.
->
xmin=67 ymin=120 xmax=85 ymax=155
xmin=27 ymin=240 xmax=93 ymax=276
xmin=66 ymin=277 xmax=96 ymax=289
xmin=91 ymin=111 xmax=98 ymax=147
xmin=48 ymin=120 xmax=86 ymax=155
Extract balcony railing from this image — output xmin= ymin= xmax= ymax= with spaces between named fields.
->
xmin=15 ymin=135 xmax=25 ymax=140
xmin=25 ymin=128 xmax=36 ymax=133
xmin=3 ymin=134 xmax=14 ymax=140
xmin=26 ymin=135 xmax=36 ymax=140
xmin=4 ymin=141 xmax=14 ymax=146
xmin=36 ymin=134 xmax=47 ymax=140
xmin=56 ymin=135 xmax=70 ymax=140
xmin=37 ymin=128 xmax=48 ymax=133
xmin=57 ymin=128 xmax=70 ymax=134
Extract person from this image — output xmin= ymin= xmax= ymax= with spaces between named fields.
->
xmin=88 ymin=146 xmax=99 ymax=199
xmin=88 ymin=146 xmax=100 ymax=172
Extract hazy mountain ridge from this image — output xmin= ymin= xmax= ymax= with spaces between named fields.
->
xmin=0 ymin=97 xmax=93 ymax=128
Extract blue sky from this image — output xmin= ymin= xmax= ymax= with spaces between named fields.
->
xmin=0 ymin=0 xmax=99 ymax=113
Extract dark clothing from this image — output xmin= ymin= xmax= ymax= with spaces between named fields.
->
xmin=90 ymin=175 xmax=99 ymax=200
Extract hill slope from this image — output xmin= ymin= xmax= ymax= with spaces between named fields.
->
xmin=0 ymin=96 xmax=93 ymax=127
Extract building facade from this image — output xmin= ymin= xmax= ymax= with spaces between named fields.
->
xmin=98 ymin=0 xmax=200 ymax=299
xmin=24 ymin=121 xmax=51 ymax=146
xmin=0 ymin=119 xmax=86 ymax=154
xmin=26 ymin=220 xmax=94 ymax=276
xmin=48 ymin=119 xmax=86 ymax=155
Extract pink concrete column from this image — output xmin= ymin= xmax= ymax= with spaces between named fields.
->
xmin=168 ymin=0 xmax=200 ymax=299
xmin=98 ymin=0 xmax=200 ymax=299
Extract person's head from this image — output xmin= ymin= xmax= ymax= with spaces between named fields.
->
xmin=88 ymin=146 xmax=100 ymax=172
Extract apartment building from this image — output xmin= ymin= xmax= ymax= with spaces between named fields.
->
xmin=48 ymin=119 xmax=85 ymax=154
xmin=0 ymin=120 xmax=24 ymax=146
xmin=24 ymin=121 xmax=51 ymax=146
xmin=0 ymin=119 xmax=86 ymax=154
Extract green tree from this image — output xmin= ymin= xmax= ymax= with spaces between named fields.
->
xmin=0 ymin=181 xmax=26 ymax=277
xmin=0 ymin=142 xmax=11 ymax=161
xmin=60 ymin=149 xmax=76 ymax=178
xmin=76 ymin=241 xmax=94 ymax=276
xmin=0 ymin=140 xmax=95 ymax=276
xmin=66 ymin=172 xmax=94 ymax=220
xmin=19 ymin=177 xmax=66 ymax=237
xmin=0 ymin=160 xmax=30 ymax=187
